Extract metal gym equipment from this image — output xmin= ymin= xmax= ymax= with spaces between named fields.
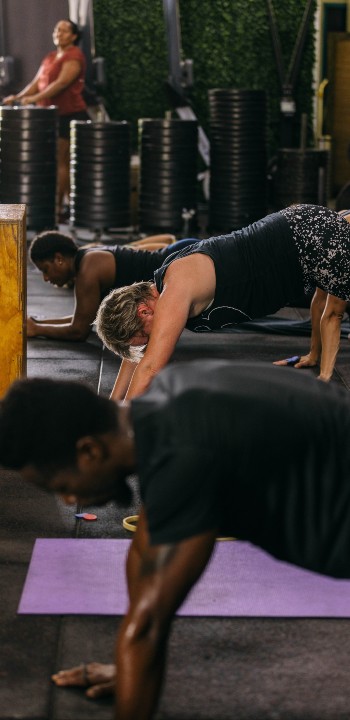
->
xmin=267 ymin=0 xmax=329 ymax=207
xmin=163 ymin=0 xmax=210 ymax=169
xmin=266 ymin=0 xmax=314 ymax=148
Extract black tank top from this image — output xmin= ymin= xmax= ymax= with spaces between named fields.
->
xmin=74 ymin=245 xmax=164 ymax=297
xmin=154 ymin=212 xmax=304 ymax=331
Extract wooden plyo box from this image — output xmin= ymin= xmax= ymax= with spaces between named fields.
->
xmin=0 ymin=205 xmax=26 ymax=397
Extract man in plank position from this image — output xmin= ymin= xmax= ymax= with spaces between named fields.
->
xmin=1 ymin=361 xmax=350 ymax=716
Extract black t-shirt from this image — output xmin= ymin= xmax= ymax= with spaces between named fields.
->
xmin=131 ymin=360 xmax=350 ymax=577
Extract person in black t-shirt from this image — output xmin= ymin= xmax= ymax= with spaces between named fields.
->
xmin=1 ymin=360 xmax=350 ymax=713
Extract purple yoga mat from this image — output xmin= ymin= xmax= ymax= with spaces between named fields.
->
xmin=18 ymin=538 xmax=350 ymax=617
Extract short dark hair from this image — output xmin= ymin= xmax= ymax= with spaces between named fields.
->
xmin=29 ymin=231 xmax=78 ymax=263
xmin=0 ymin=378 xmax=117 ymax=472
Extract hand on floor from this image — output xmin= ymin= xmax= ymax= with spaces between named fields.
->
xmin=273 ymin=353 xmax=318 ymax=369
xmin=52 ymin=662 xmax=116 ymax=698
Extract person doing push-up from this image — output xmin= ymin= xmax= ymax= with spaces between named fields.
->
xmin=95 ymin=204 xmax=350 ymax=401
xmin=1 ymin=362 xmax=350 ymax=715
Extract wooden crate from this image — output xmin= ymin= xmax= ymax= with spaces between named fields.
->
xmin=0 ymin=205 xmax=26 ymax=397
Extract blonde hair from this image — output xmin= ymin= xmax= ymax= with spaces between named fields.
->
xmin=95 ymin=281 xmax=155 ymax=361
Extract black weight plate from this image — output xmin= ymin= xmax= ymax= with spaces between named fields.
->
xmin=140 ymin=168 xmax=197 ymax=178
xmin=139 ymin=186 xmax=196 ymax=198
xmin=0 ymin=129 xmax=57 ymax=142
xmin=209 ymin=107 xmax=266 ymax=117
xmin=140 ymin=163 xmax=197 ymax=174
xmin=70 ymin=179 xmax=130 ymax=192
xmin=1 ymin=150 xmax=55 ymax=163
xmin=71 ymin=203 xmax=130 ymax=215
xmin=139 ymin=181 xmax=196 ymax=193
xmin=141 ymin=139 xmax=197 ymax=149
xmin=70 ymin=216 xmax=130 ymax=229
xmin=70 ymin=144 xmax=130 ymax=155
xmin=139 ymin=118 xmax=197 ymax=127
xmin=209 ymin=123 xmax=266 ymax=133
xmin=140 ymin=133 xmax=198 ymax=145
xmin=70 ymin=166 xmax=130 ymax=179
xmin=71 ymin=120 xmax=129 ymax=129
xmin=0 ymin=105 xmax=57 ymax=118
xmin=70 ymin=218 xmax=130 ymax=229
xmin=1 ymin=140 xmax=56 ymax=152
xmin=69 ymin=157 xmax=125 ymax=168
xmin=3 ymin=168 xmax=56 ymax=181
xmin=70 ymin=153 xmax=130 ymax=165
xmin=139 ymin=185 xmax=196 ymax=198
xmin=138 ymin=211 xmax=188 ymax=222
xmin=71 ymin=135 xmax=129 ymax=147
xmin=71 ymin=127 xmax=130 ymax=139
xmin=4 ymin=191 xmax=56 ymax=203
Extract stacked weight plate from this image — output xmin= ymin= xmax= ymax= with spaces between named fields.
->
xmin=274 ymin=148 xmax=330 ymax=209
xmin=0 ymin=106 xmax=57 ymax=230
xmin=138 ymin=119 xmax=198 ymax=233
xmin=208 ymin=89 xmax=267 ymax=232
xmin=70 ymin=120 xmax=131 ymax=230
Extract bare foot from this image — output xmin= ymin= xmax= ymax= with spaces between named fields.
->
xmin=52 ymin=662 xmax=116 ymax=698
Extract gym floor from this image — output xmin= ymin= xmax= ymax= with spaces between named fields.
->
xmin=1 ymin=234 xmax=350 ymax=719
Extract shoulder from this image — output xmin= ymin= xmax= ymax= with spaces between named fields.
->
xmin=41 ymin=51 xmax=57 ymax=66
xmin=65 ymin=46 xmax=85 ymax=63
xmin=77 ymin=247 xmax=113 ymax=275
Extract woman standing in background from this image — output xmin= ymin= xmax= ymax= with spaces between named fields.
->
xmin=3 ymin=19 xmax=89 ymax=219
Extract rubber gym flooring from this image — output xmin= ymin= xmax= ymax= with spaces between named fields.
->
xmin=1 ymin=237 xmax=350 ymax=720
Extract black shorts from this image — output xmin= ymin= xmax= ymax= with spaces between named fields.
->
xmin=59 ymin=111 xmax=90 ymax=139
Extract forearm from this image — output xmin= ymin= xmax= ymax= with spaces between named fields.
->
xmin=27 ymin=79 xmax=69 ymax=102
xmin=319 ymin=313 xmax=342 ymax=381
xmin=124 ymin=363 xmax=157 ymax=400
xmin=28 ymin=320 xmax=90 ymax=341
xmin=30 ymin=315 xmax=73 ymax=325
xmin=308 ymin=289 xmax=327 ymax=362
xmin=110 ymin=359 xmax=138 ymax=402
xmin=115 ymin=618 xmax=167 ymax=720
xmin=14 ymin=80 xmax=40 ymax=99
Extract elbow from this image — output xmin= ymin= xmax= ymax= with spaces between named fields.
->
xmin=321 ymin=310 xmax=343 ymax=327
xmin=55 ymin=81 xmax=70 ymax=93
xmin=120 ymin=602 xmax=170 ymax=655
xmin=69 ymin=325 xmax=91 ymax=341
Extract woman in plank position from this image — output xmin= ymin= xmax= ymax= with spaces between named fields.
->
xmin=95 ymin=204 xmax=350 ymax=401
xmin=27 ymin=231 xmax=196 ymax=341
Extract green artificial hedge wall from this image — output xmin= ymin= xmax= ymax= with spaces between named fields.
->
xmin=93 ymin=0 xmax=316 ymax=157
